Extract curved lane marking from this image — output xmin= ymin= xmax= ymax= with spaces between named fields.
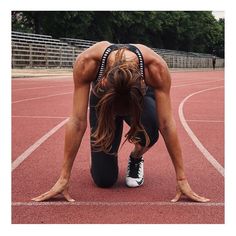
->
xmin=12 ymin=79 xmax=223 ymax=104
xmin=12 ymin=92 xmax=72 ymax=104
xmin=13 ymin=85 xmax=72 ymax=91
xmin=172 ymin=79 xmax=223 ymax=88
xmin=178 ymin=86 xmax=224 ymax=177
xmin=12 ymin=118 xmax=69 ymax=171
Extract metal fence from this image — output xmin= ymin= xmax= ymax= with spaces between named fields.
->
xmin=12 ymin=37 xmax=224 ymax=69
xmin=162 ymin=54 xmax=224 ymax=68
xmin=12 ymin=42 xmax=82 ymax=68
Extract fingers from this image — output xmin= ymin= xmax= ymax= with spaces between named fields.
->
xmin=180 ymin=183 xmax=210 ymax=202
xmin=32 ymin=188 xmax=75 ymax=202
xmin=171 ymin=190 xmax=210 ymax=203
xmin=171 ymin=190 xmax=182 ymax=202
xmin=171 ymin=179 xmax=210 ymax=203
xmin=31 ymin=190 xmax=57 ymax=202
xmin=63 ymin=189 xmax=75 ymax=202
xmin=180 ymin=189 xmax=210 ymax=203
xmin=189 ymin=192 xmax=210 ymax=202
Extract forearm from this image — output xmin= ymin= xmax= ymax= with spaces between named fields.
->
xmin=160 ymin=123 xmax=186 ymax=180
xmin=60 ymin=117 xmax=87 ymax=180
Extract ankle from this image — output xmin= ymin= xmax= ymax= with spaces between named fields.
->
xmin=130 ymin=155 xmax=143 ymax=163
xmin=130 ymin=153 xmax=142 ymax=159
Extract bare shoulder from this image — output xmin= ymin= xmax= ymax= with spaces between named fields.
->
xmin=134 ymin=44 xmax=171 ymax=90
xmin=78 ymin=41 xmax=111 ymax=61
xmin=134 ymin=44 xmax=163 ymax=64
xmin=73 ymin=41 xmax=111 ymax=85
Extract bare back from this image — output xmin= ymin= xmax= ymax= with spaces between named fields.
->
xmin=73 ymin=41 xmax=169 ymax=91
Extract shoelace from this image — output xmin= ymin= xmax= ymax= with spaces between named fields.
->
xmin=127 ymin=158 xmax=143 ymax=178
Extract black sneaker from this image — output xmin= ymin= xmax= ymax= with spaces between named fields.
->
xmin=126 ymin=156 xmax=144 ymax=187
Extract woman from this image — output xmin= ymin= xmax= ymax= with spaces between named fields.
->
xmin=32 ymin=41 xmax=209 ymax=203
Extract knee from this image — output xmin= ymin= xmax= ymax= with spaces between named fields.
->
xmin=148 ymin=131 xmax=159 ymax=147
xmin=91 ymin=174 xmax=117 ymax=188
xmin=138 ymin=130 xmax=159 ymax=148
xmin=90 ymin=152 xmax=119 ymax=188
xmin=90 ymin=168 xmax=118 ymax=188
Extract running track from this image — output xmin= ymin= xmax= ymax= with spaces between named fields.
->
xmin=12 ymin=70 xmax=224 ymax=224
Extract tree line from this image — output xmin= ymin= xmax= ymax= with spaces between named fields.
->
xmin=12 ymin=11 xmax=224 ymax=57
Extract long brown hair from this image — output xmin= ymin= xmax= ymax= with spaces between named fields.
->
xmin=91 ymin=48 xmax=147 ymax=154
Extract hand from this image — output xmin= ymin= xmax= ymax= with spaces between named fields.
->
xmin=171 ymin=179 xmax=210 ymax=203
xmin=31 ymin=178 xmax=75 ymax=202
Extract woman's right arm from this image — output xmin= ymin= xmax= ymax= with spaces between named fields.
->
xmin=32 ymin=51 xmax=99 ymax=202
xmin=59 ymin=78 xmax=91 ymax=183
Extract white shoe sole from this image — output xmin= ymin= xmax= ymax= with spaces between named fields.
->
xmin=126 ymin=177 xmax=144 ymax=188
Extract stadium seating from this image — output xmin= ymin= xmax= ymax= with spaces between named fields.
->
xmin=11 ymin=31 xmax=224 ymax=68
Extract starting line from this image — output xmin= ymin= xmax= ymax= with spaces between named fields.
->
xmin=12 ymin=201 xmax=224 ymax=207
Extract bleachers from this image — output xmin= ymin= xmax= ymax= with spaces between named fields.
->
xmin=12 ymin=31 xmax=69 ymax=46
xmin=12 ymin=31 xmax=82 ymax=68
xmin=153 ymin=48 xmax=213 ymax=58
xmin=12 ymin=31 xmax=52 ymax=39
xmin=11 ymin=31 xmax=224 ymax=68
xmin=60 ymin=37 xmax=97 ymax=48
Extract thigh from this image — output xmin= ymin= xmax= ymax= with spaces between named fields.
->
xmin=124 ymin=87 xmax=159 ymax=147
xmin=89 ymin=91 xmax=123 ymax=187
xmin=89 ymin=91 xmax=124 ymax=153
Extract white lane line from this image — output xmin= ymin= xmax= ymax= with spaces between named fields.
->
xmin=186 ymin=119 xmax=224 ymax=123
xmin=12 ymin=118 xmax=69 ymax=171
xmin=12 ymin=115 xmax=68 ymax=119
xmin=172 ymin=79 xmax=223 ymax=88
xmin=12 ymin=76 xmax=72 ymax=81
xmin=12 ymin=201 xmax=224 ymax=207
xmin=13 ymin=85 xmax=72 ymax=91
xmin=12 ymin=92 xmax=72 ymax=104
xmin=178 ymin=86 xmax=224 ymax=177
xmin=12 ymin=79 xmax=222 ymax=104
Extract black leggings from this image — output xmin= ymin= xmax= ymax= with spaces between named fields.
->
xmin=89 ymin=87 xmax=159 ymax=188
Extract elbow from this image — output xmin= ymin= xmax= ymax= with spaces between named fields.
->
xmin=159 ymin=125 xmax=169 ymax=134
xmin=78 ymin=121 xmax=87 ymax=133
xmin=67 ymin=117 xmax=87 ymax=133
xmin=159 ymin=119 xmax=176 ymax=134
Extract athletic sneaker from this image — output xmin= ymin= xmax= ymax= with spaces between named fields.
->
xmin=126 ymin=156 xmax=144 ymax=187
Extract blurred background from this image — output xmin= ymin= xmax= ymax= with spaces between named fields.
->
xmin=11 ymin=11 xmax=224 ymax=69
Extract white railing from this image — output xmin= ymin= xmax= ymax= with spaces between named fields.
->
xmin=12 ymin=41 xmax=82 ymax=68
xmin=11 ymin=32 xmax=224 ymax=68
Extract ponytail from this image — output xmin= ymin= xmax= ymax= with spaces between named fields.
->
xmin=91 ymin=48 xmax=147 ymax=153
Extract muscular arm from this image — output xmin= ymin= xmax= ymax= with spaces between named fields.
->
xmin=60 ymin=51 xmax=99 ymax=180
xmin=149 ymin=60 xmax=185 ymax=180
xmin=147 ymin=56 xmax=209 ymax=202
xmin=60 ymin=74 xmax=90 ymax=180
xmin=32 ymin=43 xmax=104 ymax=202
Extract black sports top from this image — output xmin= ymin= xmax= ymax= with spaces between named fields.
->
xmin=94 ymin=44 xmax=146 ymax=86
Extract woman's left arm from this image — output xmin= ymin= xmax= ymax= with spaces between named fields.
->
xmin=149 ymin=59 xmax=210 ymax=202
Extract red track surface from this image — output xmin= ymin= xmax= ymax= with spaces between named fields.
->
xmin=12 ymin=70 xmax=224 ymax=224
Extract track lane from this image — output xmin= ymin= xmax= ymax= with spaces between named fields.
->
xmin=12 ymin=70 xmax=224 ymax=224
